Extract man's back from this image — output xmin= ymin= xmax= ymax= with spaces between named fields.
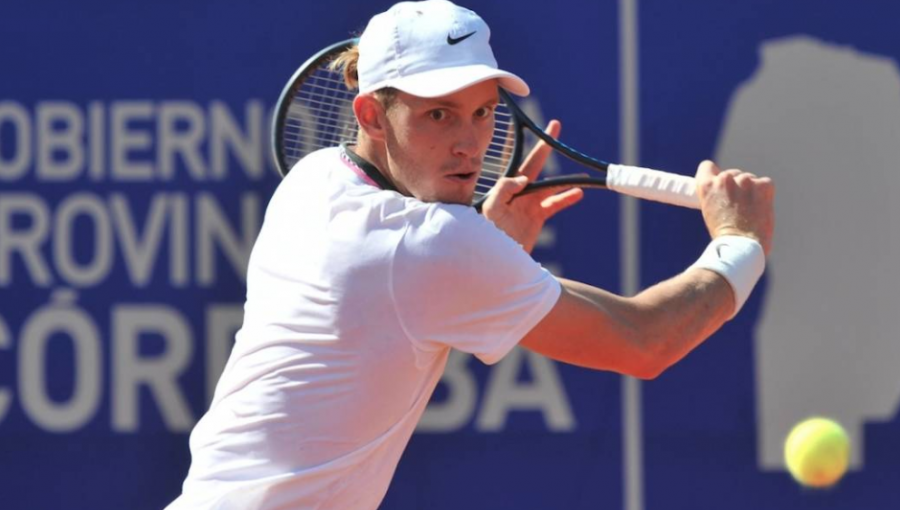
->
xmin=169 ymin=147 xmax=560 ymax=509
xmin=171 ymin=148 xmax=449 ymax=508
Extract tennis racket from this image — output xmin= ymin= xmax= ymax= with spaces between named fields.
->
xmin=271 ymin=39 xmax=700 ymax=210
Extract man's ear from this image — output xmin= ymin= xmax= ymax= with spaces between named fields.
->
xmin=354 ymin=95 xmax=388 ymax=142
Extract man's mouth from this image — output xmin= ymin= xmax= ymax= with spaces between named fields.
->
xmin=447 ymin=171 xmax=477 ymax=182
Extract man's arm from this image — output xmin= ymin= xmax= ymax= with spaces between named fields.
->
xmin=520 ymin=269 xmax=733 ymax=379
xmin=486 ymin=153 xmax=775 ymax=379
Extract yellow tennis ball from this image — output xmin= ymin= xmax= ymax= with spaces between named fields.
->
xmin=784 ymin=417 xmax=850 ymax=488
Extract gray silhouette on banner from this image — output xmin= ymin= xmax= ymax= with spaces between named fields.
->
xmin=716 ymin=35 xmax=900 ymax=471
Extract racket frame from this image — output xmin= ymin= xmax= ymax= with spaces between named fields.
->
xmin=271 ymin=39 xmax=357 ymax=176
xmin=471 ymin=89 xmax=621 ymax=209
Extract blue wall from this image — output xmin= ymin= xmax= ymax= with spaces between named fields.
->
xmin=1 ymin=1 xmax=897 ymax=508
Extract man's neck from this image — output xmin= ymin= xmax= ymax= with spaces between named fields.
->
xmin=352 ymin=140 xmax=403 ymax=194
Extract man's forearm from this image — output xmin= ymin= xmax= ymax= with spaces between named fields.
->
xmin=558 ymin=268 xmax=734 ymax=377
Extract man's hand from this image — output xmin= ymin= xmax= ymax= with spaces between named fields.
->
xmin=481 ymin=120 xmax=584 ymax=253
xmin=695 ymin=160 xmax=775 ymax=255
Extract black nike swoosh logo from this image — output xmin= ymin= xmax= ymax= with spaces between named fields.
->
xmin=447 ymin=31 xmax=476 ymax=45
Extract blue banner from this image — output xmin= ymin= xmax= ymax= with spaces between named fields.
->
xmin=1 ymin=1 xmax=897 ymax=509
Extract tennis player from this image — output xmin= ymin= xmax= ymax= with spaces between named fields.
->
xmin=166 ymin=1 xmax=774 ymax=508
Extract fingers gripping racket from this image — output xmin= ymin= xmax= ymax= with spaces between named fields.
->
xmin=271 ymin=39 xmax=700 ymax=210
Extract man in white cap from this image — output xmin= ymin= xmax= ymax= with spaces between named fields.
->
xmin=167 ymin=1 xmax=774 ymax=508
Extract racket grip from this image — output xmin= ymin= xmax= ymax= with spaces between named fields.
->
xmin=606 ymin=164 xmax=700 ymax=209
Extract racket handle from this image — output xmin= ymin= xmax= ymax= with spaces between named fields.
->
xmin=606 ymin=164 xmax=700 ymax=209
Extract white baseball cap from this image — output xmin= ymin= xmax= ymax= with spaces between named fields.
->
xmin=356 ymin=0 xmax=530 ymax=98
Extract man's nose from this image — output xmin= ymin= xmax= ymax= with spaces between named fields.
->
xmin=451 ymin=126 xmax=480 ymax=158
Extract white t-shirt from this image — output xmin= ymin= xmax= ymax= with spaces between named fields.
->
xmin=167 ymin=147 xmax=561 ymax=510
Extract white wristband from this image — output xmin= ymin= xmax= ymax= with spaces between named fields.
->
xmin=689 ymin=235 xmax=766 ymax=318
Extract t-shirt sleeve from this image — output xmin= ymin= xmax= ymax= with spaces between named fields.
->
xmin=390 ymin=204 xmax=561 ymax=365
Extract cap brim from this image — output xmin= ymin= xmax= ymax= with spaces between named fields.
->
xmin=365 ymin=64 xmax=530 ymax=98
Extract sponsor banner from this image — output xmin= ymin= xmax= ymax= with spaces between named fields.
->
xmin=1 ymin=1 xmax=897 ymax=509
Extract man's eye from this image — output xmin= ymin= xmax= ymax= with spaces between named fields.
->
xmin=475 ymin=107 xmax=494 ymax=118
xmin=429 ymin=110 xmax=447 ymax=121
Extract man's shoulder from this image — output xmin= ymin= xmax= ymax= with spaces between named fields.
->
xmin=397 ymin=201 xmax=486 ymax=237
xmin=398 ymin=202 xmax=523 ymax=263
xmin=287 ymin=146 xmax=344 ymax=175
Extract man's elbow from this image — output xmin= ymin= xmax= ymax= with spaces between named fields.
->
xmin=623 ymin=357 xmax=668 ymax=380
xmin=623 ymin=332 xmax=678 ymax=380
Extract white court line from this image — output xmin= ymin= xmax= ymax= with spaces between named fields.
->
xmin=619 ymin=0 xmax=644 ymax=510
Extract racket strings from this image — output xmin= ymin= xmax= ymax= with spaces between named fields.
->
xmin=281 ymin=66 xmax=359 ymax=169
xmin=477 ymin=105 xmax=515 ymax=194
